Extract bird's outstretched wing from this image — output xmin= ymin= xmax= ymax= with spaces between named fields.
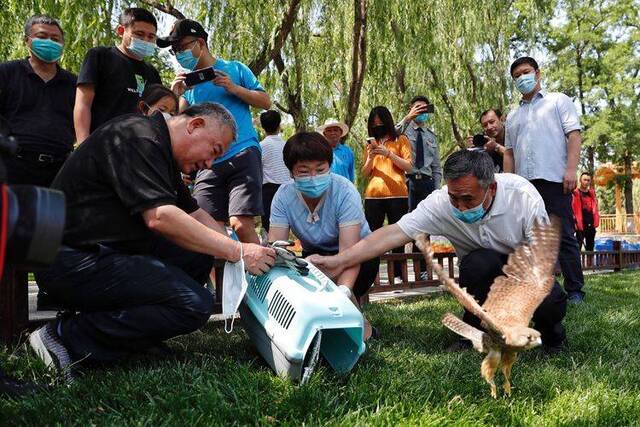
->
xmin=442 ymin=312 xmax=490 ymax=352
xmin=416 ymin=235 xmax=506 ymax=337
xmin=482 ymin=217 xmax=561 ymax=327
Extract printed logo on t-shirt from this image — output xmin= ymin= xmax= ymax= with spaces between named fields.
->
xmin=135 ymin=74 xmax=146 ymax=96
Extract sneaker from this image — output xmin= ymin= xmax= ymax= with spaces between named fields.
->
xmin=29 ymin=322 xmax=74 ymax=384
xmin=446 ymin=339 xmax=472 ymax=352
xmin=567 ymin=292 xmax=584 ymax=304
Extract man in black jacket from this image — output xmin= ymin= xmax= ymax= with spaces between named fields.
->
xmin=29 ymin=103 xmax=275 ymax=378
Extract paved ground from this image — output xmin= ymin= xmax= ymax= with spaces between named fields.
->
xmin=27 ymin=260 xmax=446 ymax=322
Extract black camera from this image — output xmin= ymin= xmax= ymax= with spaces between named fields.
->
xmin=472 ymin=134 xmax=487 ymax=148
xmin=0 ymin=119 xmax=66 ymax=273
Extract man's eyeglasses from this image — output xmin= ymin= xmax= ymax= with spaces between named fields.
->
xmin=169 ymin=39 xmax=197 ymax=56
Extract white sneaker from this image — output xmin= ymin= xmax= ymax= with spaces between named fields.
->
xmin=29 ymin=322 xmax=74 ymax=384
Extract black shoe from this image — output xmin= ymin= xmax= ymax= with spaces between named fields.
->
xmin=370 ymin=327 xmax=381 ymax=340
xmin=29 ymin=321 xmax=75 ymax=384
xmin=144 ymin=341 xmax=174 ymax=357
xmin=542 ymin=339 xmax=567 ymax=354
xmin=567 ymin=292 xmax=584 ymax=304
xmin=36 ymin=291 xmax=64 ymax=311
xmin=0 ymin=369 xmax=40 ymax=397
xmin=446 ymin=339 xmax=472 ymax=352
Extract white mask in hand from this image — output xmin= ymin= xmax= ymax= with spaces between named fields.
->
xmin=222 ymin=243 xmax=248 ymax=333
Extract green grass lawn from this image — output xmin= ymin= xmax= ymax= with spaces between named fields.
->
xmin=2 ymin=271 xmax=640 ymax=426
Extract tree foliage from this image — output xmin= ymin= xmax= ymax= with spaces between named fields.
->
xmin=7 ymin=0 xmax=636 ymax=197
xmin=543 ymin=0 xmax=640 ymax=212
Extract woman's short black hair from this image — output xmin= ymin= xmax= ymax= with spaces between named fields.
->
xmin=283 ymin=132 xmax=333 ymax=171
xmin=367 ymin=106 xmax=398 ymax=139
xmin=141 ymin=84 xmax=178 ymax=109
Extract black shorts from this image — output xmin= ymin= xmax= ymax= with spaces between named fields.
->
xmin=192 ymin=146 xmax=263 ymax=222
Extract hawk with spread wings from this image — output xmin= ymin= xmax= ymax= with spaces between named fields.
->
xmin=415 ymin=218 xmax=561 ymax=398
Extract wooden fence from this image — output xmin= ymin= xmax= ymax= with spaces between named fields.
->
xmin=599 ymin=214 xmax=640 ymax=234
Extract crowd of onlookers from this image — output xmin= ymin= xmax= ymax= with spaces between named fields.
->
xmin=0 ymin=7 xmax=600 ymax=378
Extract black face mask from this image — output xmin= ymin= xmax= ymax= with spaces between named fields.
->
xmin=371 ymin=125 xmax=387 ymax=140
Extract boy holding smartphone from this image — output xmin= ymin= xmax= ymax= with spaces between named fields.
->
xmin=159 ymin=19 xmax=272 ymax=245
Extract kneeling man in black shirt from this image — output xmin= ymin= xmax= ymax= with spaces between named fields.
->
xmin=29 ymin=103 xmax=275 ymax=377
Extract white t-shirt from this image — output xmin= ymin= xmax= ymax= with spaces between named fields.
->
xmin=260 ymin=134 xmax=293 ymax=185
xmin=396 ymin=173 xmax=548 ymax=258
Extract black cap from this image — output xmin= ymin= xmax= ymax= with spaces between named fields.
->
xmin=157 ymin=19 xmax=208 ymax=48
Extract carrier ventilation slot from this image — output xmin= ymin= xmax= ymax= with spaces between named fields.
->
xmin=268 ymin=291 xmax=296 ymax=329
xmin=251 ymin=276 xmax=272 ymax=302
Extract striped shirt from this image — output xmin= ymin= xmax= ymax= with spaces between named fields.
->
xmin=260 ymin=134 xmax=292 ymax=185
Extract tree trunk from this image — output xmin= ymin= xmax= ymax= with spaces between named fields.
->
xmin=247 ymin=0 xmax=303 ymax=75
xmin=343 ymin=0 xmax=367 ymax=131
xmin=146 ymin=0 xmax=301 ymax=77
xmin=140 ymin=0 xmax=186 ymax=19
xmin=390 ymin=20 xmax=406 ymax=98
xmin=623 ymin=152 xmax=634 ymax=214
xmin=428 ymin=66 xmax=463 ymax=148
xmin=575 ymin=45 xmax=594 ymax=174
xmin=273 ymin=28 xmax=305 ymax=132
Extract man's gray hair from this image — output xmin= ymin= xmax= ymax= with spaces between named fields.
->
xmin=443 ymin=150 xmax=496 ymax=188
xmin=182 ymin=102 xmax=237 ymax=141
xmin=24 ymin=15 xmax=64 ymax=38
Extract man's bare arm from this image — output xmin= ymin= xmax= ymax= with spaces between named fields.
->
xmin=503 ymin=148 xmax=514 ymax=173
xmin=309 ymin=224 xmax=411 ymax=279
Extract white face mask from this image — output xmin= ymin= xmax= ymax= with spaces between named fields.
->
xmin=222 ymin=243 xmax=248 ymax=333
xmin=161 ymin=112 xmax=172 ymax=121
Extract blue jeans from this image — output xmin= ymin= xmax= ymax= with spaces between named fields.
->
xmin=35 ymin=238 xmax=214 ymax=362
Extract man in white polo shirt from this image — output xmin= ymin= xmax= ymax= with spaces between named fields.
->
xmin=309 ymin=150 xmax=567 ymax=352
xmin=503 ymin=56 xmax=585 ymax=304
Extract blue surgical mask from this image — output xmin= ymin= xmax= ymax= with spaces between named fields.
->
xmin=415 ymin=113 xmax=429 ymax=123
xmin=29 ymin=38 xmax=63 ymax=63
xmin=451 ymin=189 xmax=490 ymax=224
xmin=176 ymin=49 xmax=198 ymax=71
xmin=294 ymin=172 xmax=331 ymax=198
xmin=515 ymin=73 xmax=537 ymax=95
xmin=128 ymin=37 xmax=156 ymax=59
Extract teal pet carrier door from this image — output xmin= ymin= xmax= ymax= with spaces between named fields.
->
xmin=240 ymin=263 xmax=366 ymax=383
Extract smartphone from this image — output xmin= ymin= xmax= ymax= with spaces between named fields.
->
xmin=184 ymin=67 xmax=217 ymax=87
xmin=423 ymin=104 xmax=435 ymax=113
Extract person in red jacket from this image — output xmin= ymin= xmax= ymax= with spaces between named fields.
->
xmin=572 ymin=172 xmax=600 ymax=252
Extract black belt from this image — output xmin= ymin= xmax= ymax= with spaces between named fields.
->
xmin=406 ymin=173 xmax=432 ymax=180
xmin=16 ymin=148 xmax=69 ymax=164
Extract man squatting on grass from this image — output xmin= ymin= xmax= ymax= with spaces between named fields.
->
xmin=310 ymin=150 xmax=568 ymax=353
xmin=29 ymin=104 xmax=275 ymax=377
